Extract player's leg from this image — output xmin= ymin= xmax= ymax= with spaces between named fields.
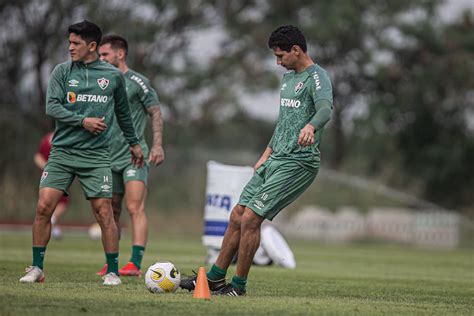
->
xmin=21 ymin=163 xmax=73 ymax=283
xmin=112 ymin=193 xmax=124 ymax=238
xmin=20 ymin=188 xmax=63 ymax=283
xmin=180 ymin=207 xmax=245 ymax=292
xmin=78 ymin=166 xmax=121 ymax=285
xmin=125 ymin=180 xmax=147 ymax=246
xmin=212 ymin=208 xmax=264 ymax=296
xmin=217 ymin=160 xmax=316 ymax=296
xmin=214 ymin=164 xmax=268 ymax=275
xmin=211 ymin=215 xmax=263 ymax=297
xmin=119 ymin=180 xmax=147 ymax=276
xmin=179 ymin=205 xmax=247 ymax=292
xmin=189 ymin=204 xmax=246 ymax=291
xmin=215 ymin=204 xmax=245 ymax=269
xmin=111 ymin=168 xmax=125 ymax=239
xmin=180 ymin=167 xmax=266 ymax=292
xmin=216 ymin=166 xmax=267 ymax=273
xmin=32 ymin=188 xmax=64 ymax=247
xmin=236 ymin=209 xmax=265 ymax=277
xmin=90 ymin=197 xmax=121 ymax=285
xmin=97 ymin=171 xmax=124 ymax=276
xmin=90 ymin=198 xmax=119 ymax=253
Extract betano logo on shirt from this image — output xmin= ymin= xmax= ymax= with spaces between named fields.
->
xmin=67 ymin=92 xmax=76 ymax=103
xmin=280 ymin=98 xmax=301 ymax=108
xmin=130 ymin=75 xmax=149 ymax=94
xmin=313 ymin=72 xmax=322 ymax=91
xmin=66 ymin=92 xmax=108 ymax=104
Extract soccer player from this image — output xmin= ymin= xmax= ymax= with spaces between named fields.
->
xmin=97 ymin=35 xmax=164 ymax=276
xmin=34 ymin=131 xmax=69 ymax=240
xmin=19 ymin=20 xmax=144 ymax=286
xmin=180 ymin=25 xmax=333 ymax=296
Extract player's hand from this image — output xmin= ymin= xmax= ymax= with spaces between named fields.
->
xmin=130 ymin=144 xmax=145 ymax=168
xmin=298 ymin=124 xmax=315 ymax=147
xmin=82 ymin=117 xmax=107 ymax=135
xmin=148 ymin=145 xmax=165 ymax=166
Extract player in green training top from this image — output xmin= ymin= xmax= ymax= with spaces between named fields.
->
xmin=19 ymin=20 xmax=144 ymax=286
xmin=97 ymin=35 xmax=164 ymax=276
xmin=180 ymin=25 xmax=333 ymax=296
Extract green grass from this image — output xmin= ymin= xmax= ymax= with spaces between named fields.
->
xmin=0 ymin=230 xmax=473 ymax=315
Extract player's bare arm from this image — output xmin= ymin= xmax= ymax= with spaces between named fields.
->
xmin=147 ymin=105 xmax=165 ymax=166
xmin=254 ymin=147 xmax=273 ymax=171
xmin=82 ymin=117 xmax=108 ymax=135
xmin=297 ymin=124 xmax=315 ymax=147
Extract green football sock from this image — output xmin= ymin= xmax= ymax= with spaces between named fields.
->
xmin=231 ymin=275 xmax=247 ymax=290
xmin=130 ymin=245 xmax=145 ymax=269
xmin=206 ymin=264 xmax=226 ymax=280
xmin=105 ymin=253 xmax=119 ymax=275
xmin=32 ymin=247 xmax=46 ymax=270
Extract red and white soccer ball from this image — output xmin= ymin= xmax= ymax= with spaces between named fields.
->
xmin=145 ymin=262 xmax=181 ymax=293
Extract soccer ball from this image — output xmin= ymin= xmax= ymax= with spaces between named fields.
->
xmin=145 ymin=262 xmax=181 ymax=293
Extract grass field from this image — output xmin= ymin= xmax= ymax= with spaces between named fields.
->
xmin=0 ymin=229 xmax=472 ymax=315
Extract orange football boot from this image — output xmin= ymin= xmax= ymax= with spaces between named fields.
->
xmin=119 ymin=262 xmax=141 ymax=276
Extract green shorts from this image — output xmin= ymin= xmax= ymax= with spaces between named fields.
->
xmin=112 ymin=162 xmax=149 ymax=194
xmin=40 ymin=161 xmax=113 ymax=199
xmin=238 ymin=159 xmax=317 ymax=220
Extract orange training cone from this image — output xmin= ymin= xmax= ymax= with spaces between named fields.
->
xmin=193 ymin=267 xmax=211 ymax=300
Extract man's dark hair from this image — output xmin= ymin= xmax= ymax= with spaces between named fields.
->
xmin=100 ymin=35 xmax=128 ymax=56
xmin=68 ymin=20 xmax=102 ymax=46
xmin=268 ymin=25 xmax=307 ymax=52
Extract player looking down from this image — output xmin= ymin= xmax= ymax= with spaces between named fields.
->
xmin=180 ymin=25 xmax=333 ymax=296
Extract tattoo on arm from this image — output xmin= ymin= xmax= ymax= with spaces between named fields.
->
xmin=147 ymin=105 xmax=163 ymax=148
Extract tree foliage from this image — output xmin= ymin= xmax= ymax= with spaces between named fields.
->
xmin=0 ymin=0 xmax=472 ymax=211
xmin=363 ymin=11 xmax=474 ymax=209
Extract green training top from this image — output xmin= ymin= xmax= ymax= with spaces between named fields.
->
xmin=45 ymin=59 xmax=139 ymax=150
xmin=269 ymin=63 xmax=333 ymax=172
xmin=110 ymin=69 xmax=159 ymax=170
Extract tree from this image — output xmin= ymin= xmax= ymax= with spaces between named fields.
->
xmin=363 ymin=10 xmax=474 ymax=209
xmin=0 ymin=0 xmax=76 ymax=121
